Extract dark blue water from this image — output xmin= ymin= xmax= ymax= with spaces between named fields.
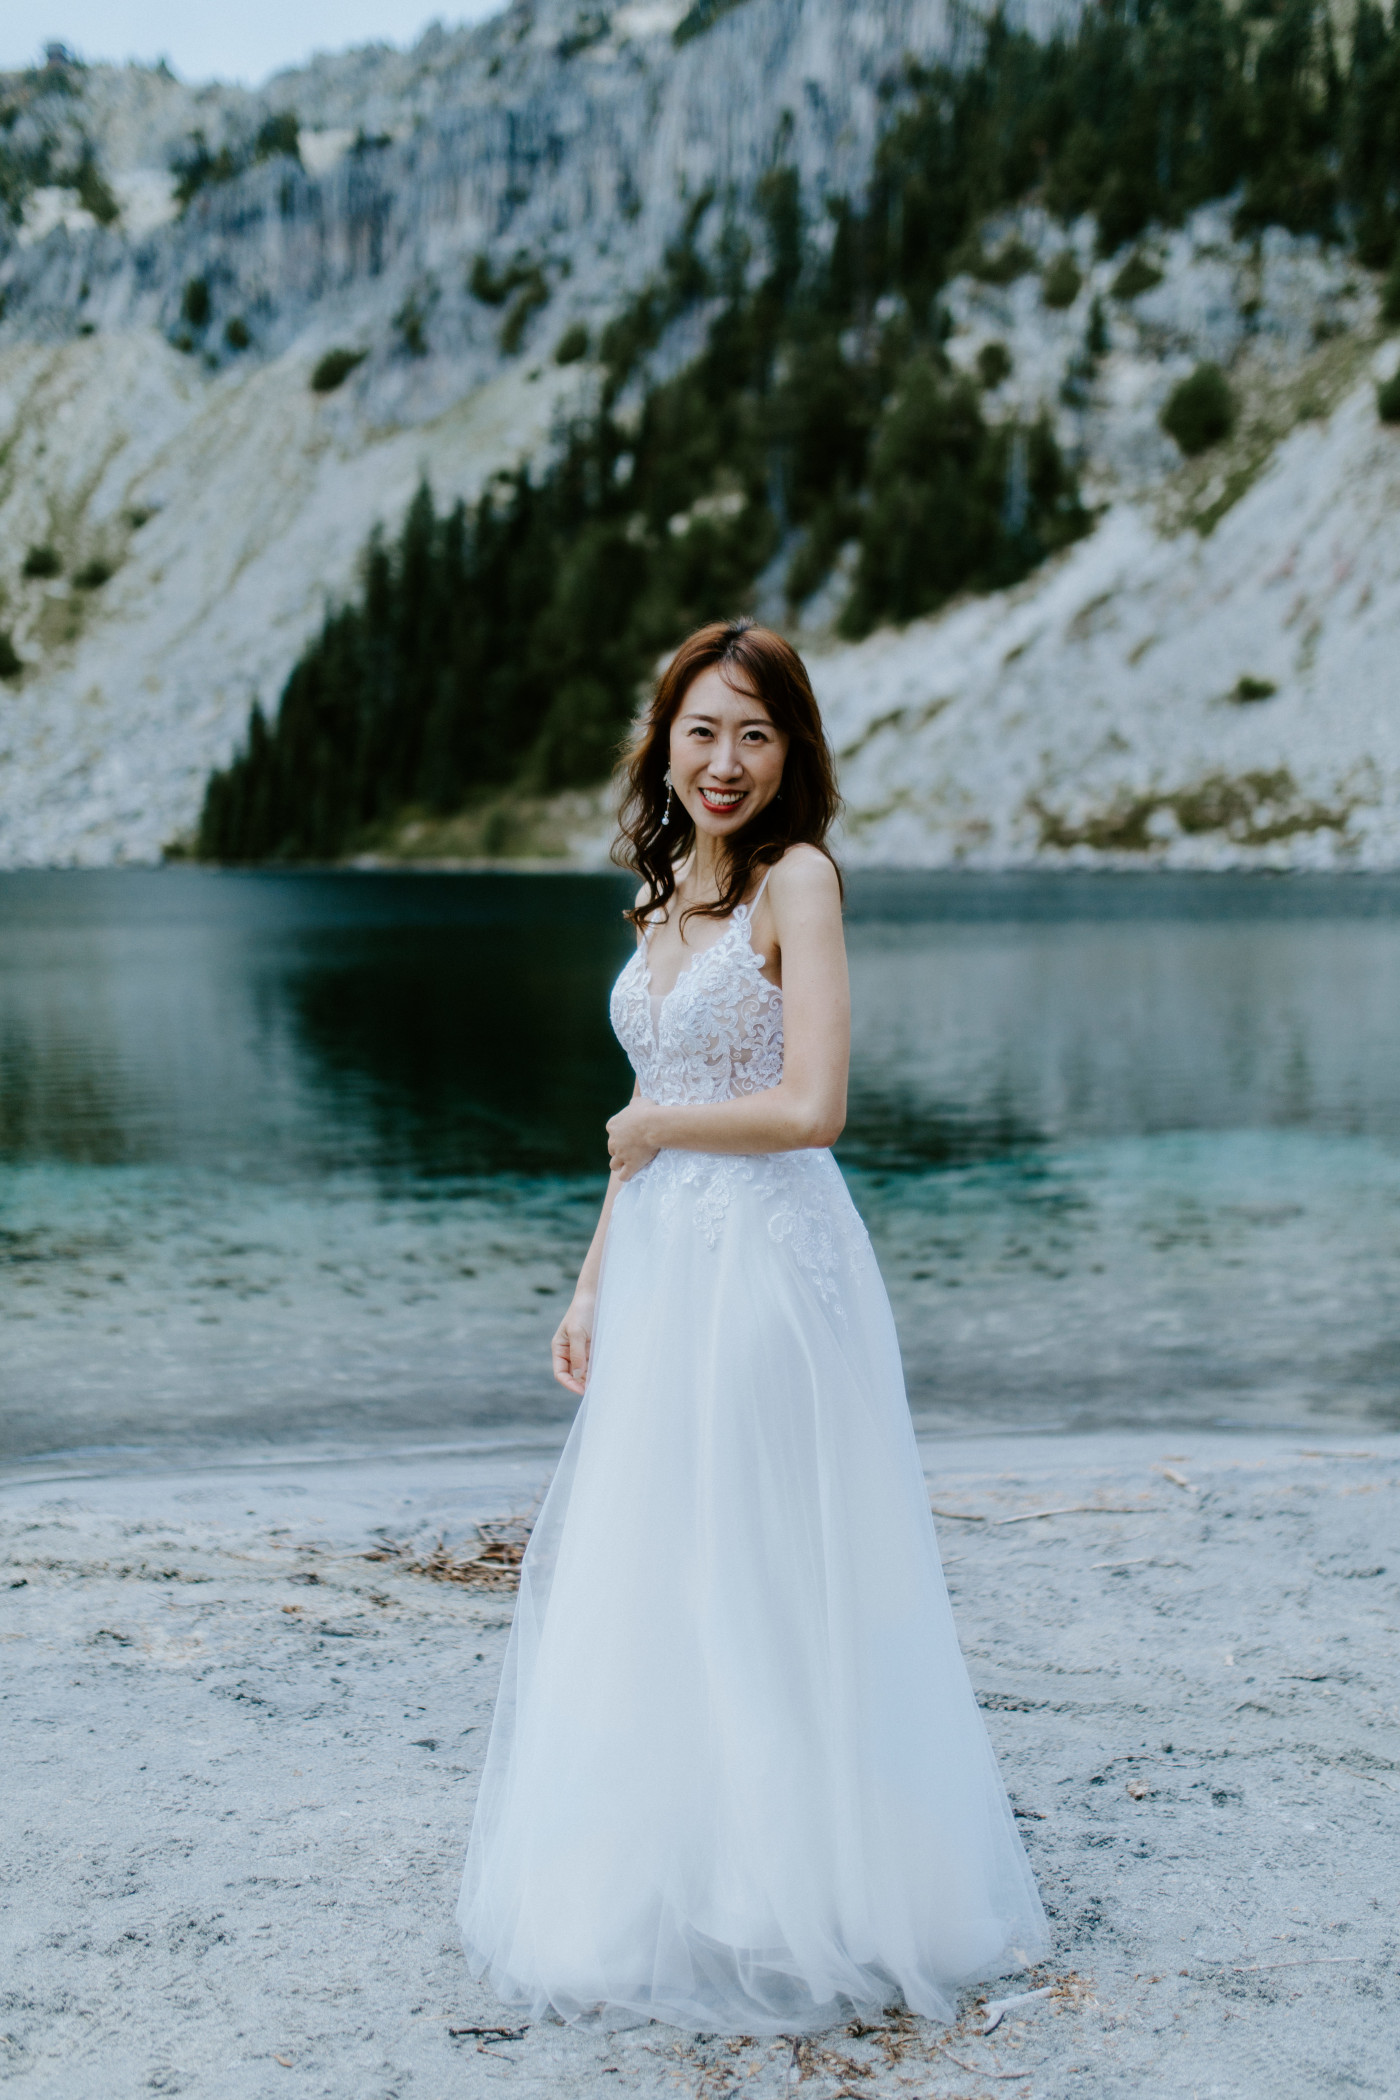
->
xmin=3 ymin=868 xmax=1399 ymax=1473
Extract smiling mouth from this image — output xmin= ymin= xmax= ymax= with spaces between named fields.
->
xmin=698 ymin=787 xmax=747 ymax=813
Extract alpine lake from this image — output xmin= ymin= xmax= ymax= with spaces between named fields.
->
xmin=3 ymin=866 xmax=1399 ymax=1478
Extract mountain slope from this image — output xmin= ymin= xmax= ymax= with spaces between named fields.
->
xmin=0 ymin=0 xmax=970 ymax=865
xmin=819 ymin=348 xmax=1400 ymax=868
xmin=0 ymin=331 xmax=582 ymax=861
xmin=2 ymin=0 xmax=1400 ymax=867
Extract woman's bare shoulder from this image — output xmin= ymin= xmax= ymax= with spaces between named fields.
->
xmin=764 ymin=843 xmax=841 ymax=905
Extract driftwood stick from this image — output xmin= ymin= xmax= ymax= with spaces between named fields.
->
xmin=1224 ymin=1956 xmax=1365 ymax=1973
xmin=939 ymin=2043 xmax=1037 ymax=2078
xmin=982 ymin=1983 xmax=1057 ymax=2031
xmin=932 ymin=1502 xmax=1158 ymax=1526
xmin=995 ymin=1505 xmax=1155 ymax=1526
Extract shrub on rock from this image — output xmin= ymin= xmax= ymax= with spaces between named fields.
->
xmin=181 ymin=276 xmax=211 ymax=329
xmin=1161 ymin=363 xmax=1235 ymax=454
xmin=311 ymin=348 xmax=367 ymax=393
xmin=395 ymin=292 xmax=432 ymax=358
xmin=499 ymin=270 xmax=550 ymax=354
xmin=1112 ymin=251 xmax=1163 ymax=300
xmin=76 ymin=158 xmax=120 ymax=226
xmin=1042 ymin=252 xmax=1082 ymax=308
xmin=977 ymin=340 xmax=1013 ymax=388
xmin=976 ymin=238 xmax=1037 ymax=285
xmin=254 ymin=112 xmax=300 ymax=164
xmin=23 ymin=544 xmax=61 ymax=579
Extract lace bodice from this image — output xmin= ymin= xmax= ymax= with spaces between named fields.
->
xmin=604 ymin=866 xmax=870 ymax=1312
xmin=609 ymin=879 xmax=783 ymax=1106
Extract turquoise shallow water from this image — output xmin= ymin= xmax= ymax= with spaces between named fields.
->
xmin=3 ymin=868 xmax=1399 ymax=1471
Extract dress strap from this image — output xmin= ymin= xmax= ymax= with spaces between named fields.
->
xmin=748 ymin=862 xmax=776 ymax=911
xmin=638 ymin=897 xmax=666 ymax=946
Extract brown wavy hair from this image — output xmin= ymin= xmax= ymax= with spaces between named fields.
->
xmin=614 ymin=618 xmax=843 ymax=933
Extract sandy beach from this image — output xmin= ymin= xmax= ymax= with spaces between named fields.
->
xmin=3 ymin=1428 xmax=1397 ymax=2099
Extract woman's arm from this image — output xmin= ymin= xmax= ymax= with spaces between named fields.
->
xmin=552 ymin=1078 xmax=638 ymax=1393
xmin=605 ymin=847 xmax=848 ymax=1178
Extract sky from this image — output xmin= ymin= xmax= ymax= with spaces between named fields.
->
xmin=1 ymin=1 xmax=505 ymax=86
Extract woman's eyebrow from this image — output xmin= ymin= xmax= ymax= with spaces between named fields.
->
xmin=679 ymin=709 xmax=773 ymax=727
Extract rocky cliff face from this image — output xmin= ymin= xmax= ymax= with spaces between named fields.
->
xmin=0 ymin=0 xmax=966 ymax=864
xmin=1 ymin=0 xmax=1398 ymax=867
xmin=4 ymin=0 xmax=966 ymax=379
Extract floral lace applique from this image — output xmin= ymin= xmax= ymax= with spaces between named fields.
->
xmin=646 ymin=1149 xmax=870 ymax=1312
xmin=609 ymin=904 xmax=784 ymax=1108
xmin=608 ymin=903 xmax=869 ymax=1311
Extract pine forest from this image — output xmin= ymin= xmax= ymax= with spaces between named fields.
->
xmin=197 ymin=0 xmax=1400 ymax=862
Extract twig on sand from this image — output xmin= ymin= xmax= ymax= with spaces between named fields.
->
xmin=982 ymin=1983 xmax=1058 ymax=2032
xmin=1217 ymin=1956 xmax=1367 ymax=1973
xmin=446 ymin=2022 xmax=528 ymax=2040
xmin=939 ymin=2042 xmax=1038 ymax=2077
xmin=932 ymin=1503 xmax=1156 ymax=1526
xmin=994 ymin=1505 xmax=1155 ymax=1527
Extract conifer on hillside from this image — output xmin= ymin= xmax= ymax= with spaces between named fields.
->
xmin=199 ymin=0 xmax=1400 ymax=862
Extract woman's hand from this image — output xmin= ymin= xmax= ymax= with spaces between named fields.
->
xmin=552 ymin=1290 xmax=595 ymax=1395
xmin=606 ymin=1097 xmax=663 ymax=1182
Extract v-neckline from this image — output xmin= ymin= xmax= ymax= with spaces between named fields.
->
xmin=637 ymin=903 xmax=781 ymax=1055
xmin=639 ymin=864 xmax=776 ymax=1005
xmin=641 ymin=908 xmax=749 ymax=1008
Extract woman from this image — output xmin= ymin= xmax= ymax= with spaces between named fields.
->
xmin=458 ymin=619 xmax=1047 ymax=2033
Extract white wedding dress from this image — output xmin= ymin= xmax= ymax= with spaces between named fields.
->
xmin=458 ymin=870 xmax=1047 ymax=2032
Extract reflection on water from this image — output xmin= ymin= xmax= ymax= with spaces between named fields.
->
xmin=0 ymin=870 xmax=633 ymax=1177
xmin=844 ymin=907 xmax=1400 ymax=1161
xmin=3 ymin=868 xmax=1399 ymax=1471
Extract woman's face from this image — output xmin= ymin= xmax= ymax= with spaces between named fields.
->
xmin=667 ymin=666 xmax=789 ymax=842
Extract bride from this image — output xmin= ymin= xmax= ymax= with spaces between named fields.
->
xmin=458 ymin=619 xmax=1047 ymax=2033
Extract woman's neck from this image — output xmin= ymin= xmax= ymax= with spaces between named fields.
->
xmin=679 ymin=835 xmax=731 ymax=901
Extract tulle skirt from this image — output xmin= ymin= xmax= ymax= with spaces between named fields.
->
xmin=457 ymin=1146 xmax=1047 ymax=2033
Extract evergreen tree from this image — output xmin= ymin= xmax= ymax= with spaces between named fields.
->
xmin=199 ymin=0 xmax=1400 ymax=861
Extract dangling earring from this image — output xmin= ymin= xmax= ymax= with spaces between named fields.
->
xmin=661 ymin=766 xmax=673 ymax=828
